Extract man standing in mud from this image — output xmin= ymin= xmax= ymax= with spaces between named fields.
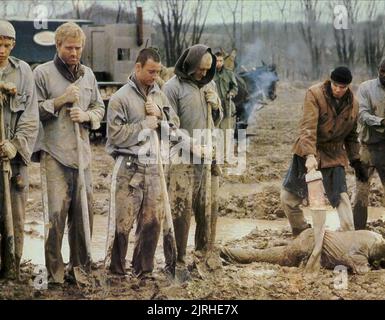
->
xmin=214 ymin=51 xmax=238 ymax=134
xmin=105 ymin=48 xmax=180 ymax=278
xmin=352 ymin=58 xmax=385 ymax=230
xmin=33 ymin=22 xmax=105 ymax=284
xmin=163 ymin=44 xmax=223 ymax=272
xmin=280 ymin=66 xmax=366 ymax=235
xmin=0 ymin=20 xmax=39 ymax=279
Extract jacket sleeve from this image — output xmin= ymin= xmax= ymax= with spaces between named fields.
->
xmin=33 ymin=67 xmax=58 ymax=122
xmin=344 ymin=121 xmax=360 ymax=163
xmin=294 ymin=89 xmax=319 ymax=158
xmin=106 ymin=96 xmax=148 ymax=148
xmin=358 ymin=83 xmax=384 ymax=127
xmin=86 ymin=75 xmax=105 ymax=130
xmin=11 ymin=66 xmax=39 ymax=165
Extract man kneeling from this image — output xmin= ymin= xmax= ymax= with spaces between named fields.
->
xmin=220 ymin=229 xmax=385 ymax=274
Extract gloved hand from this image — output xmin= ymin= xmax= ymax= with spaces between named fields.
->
xmin=0 ymin=140 xmax=17 ymax=160
xmin=305 ymin=154 xmax=318 ymax=173
xmin=350 ymin=159 xmax=369 ymax=182
xmin=204 ymin=88 xmax=220 ymax=111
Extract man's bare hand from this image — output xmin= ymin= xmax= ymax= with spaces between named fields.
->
xmin=64 ymin=84 xmax=80 ymax=104
xmin=0 ymin=140 xmax=17 ymax=160
xmin=145 ymin=98 xmax=161 ymax=118
xmin=69 ymin=107 xmax=90 ymax=123
xmin=142 ymin=115 xmax=158 ymax=129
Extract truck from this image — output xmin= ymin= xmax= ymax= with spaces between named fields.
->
xmin=9 ymin=8 xmax=155 ymax=136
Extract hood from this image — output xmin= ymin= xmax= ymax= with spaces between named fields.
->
xmin=174 ymin=44 xmax=216 ymax=87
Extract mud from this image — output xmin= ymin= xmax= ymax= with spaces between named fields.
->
xmin=2 ymin=81 xmax=385 ymax=299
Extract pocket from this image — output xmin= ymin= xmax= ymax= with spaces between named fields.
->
xmin=10 ymin=92 xmax=27 ymax=113
xmin=80 ymin=86 xmax=93 ymax=109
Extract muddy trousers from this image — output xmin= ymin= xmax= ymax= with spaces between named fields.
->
xmin=352 ymin=144 xmax=385 ymax=230
xmin=280 ymin=188 xmax=354 ymax=233
xmin=221 ymin=229 xmax=315 ymax=266
xmin=0 ymin=162 xmax=28 ymax=277
xmin=108 ymin=157 xmax=162 ymax=276
xmin=41 ymin=152 xmax=93 ymax=283
xmin=168 ymin=164 xmax=219 ymax=264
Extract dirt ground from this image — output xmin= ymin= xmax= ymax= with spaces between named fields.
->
xmin=2 ymin=80 xmax=385 ymax=300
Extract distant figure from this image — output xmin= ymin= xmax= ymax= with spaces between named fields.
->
xmin=221 ymin=228 xmax=385 ymax=274
xmin=214 ymin=51 xmax=238 ymax=146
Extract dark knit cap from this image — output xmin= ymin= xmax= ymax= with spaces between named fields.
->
xmin=330 ymin=66 xmax=352 ymax=84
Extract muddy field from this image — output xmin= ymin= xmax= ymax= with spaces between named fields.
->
xmin=2 ymin=81 xmax=385 ymax=300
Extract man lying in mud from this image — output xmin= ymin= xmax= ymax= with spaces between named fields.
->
xmin=220 ymin=228 xmax=385 ymax=274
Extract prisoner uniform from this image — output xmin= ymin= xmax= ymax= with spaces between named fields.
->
xmin=33 ymin=56 xmax=105 ymax=283
xmin=221 ymin=228 xmax=385 ymax=274
xmin=0 ymin=56 xmax=39 ymax=277
xmin=214 ymin=66 xmax=238 ymax=131
xmin=163 ymin=44 xmax=223 ymax=264
xmin=353 ymin=78 xmax=385 ymax=229
xmin=105 ymin=75 xmax=179 ymax=276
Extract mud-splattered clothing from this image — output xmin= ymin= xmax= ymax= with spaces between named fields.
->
xmin=353 ymin=79 xmax=385 ymax=229
xmin=163 ymin=44 xmax=222 ymax=263
xmin=0 ymin=56 xmax=39 ymax=277
xmin=221 ymin=229 xmax=385 ymax=274
xmin=33 ymin=59 xmax=104 ymax=283
xmin=105 ymin=76 xmax=178 ymax=276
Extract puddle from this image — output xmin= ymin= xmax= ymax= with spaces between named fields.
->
xmin=22 ymin=206 xmax=385 ymax=266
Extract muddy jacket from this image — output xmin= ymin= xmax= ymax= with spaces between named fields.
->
xmin=222 ymin=228 xmax=385 ymax=274
xmin=214 ymin=67 xmax=238 ymax=116
xmin=163 ymin=45 xmax=223 ymax=137
xmin=106 ymin=75 xmax=179 ymax=157
xmin=0 ymin=56 xmax=39 ymax=165
xmin=292 ymin=80 xmax=359 ymax=168
xmin=357 ymin=78 xmax=385 ymax=144
xmin=33 ymin=61 xmax=104 ymax=169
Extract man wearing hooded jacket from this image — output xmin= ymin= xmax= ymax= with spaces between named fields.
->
xmin=163 ymin=44 xmax=223 ymax=268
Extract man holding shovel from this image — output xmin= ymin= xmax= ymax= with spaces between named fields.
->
xmin=163 ymin=45 xmax=223 ymax=274
xmin=0 ymin=20 xmax=39 ymax=279
xmin=105 ymin=48 xmax=181 ymax=279
xmin=33 ymin=22 xmax=104 ymax=284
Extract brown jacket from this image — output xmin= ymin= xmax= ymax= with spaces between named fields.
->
xmin=293 ymin=80 xmax=359 ymax=168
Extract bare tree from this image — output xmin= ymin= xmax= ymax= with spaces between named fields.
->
xmin=154 ymin=0 xmax=211 ymax=66
xmin=299 ymin=0 xmax=324 ymax=79
xmin=363 ymin=1 xmax=385 ymax=76
xmin=71 ymin=0 xmax=82 ymax=19
xmin=219 ymin=0 xmax=240 ymax=49
xmin=189 ymin=0 xmax=212 ymax=45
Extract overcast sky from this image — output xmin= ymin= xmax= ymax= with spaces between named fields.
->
xmin=3 ymin=0 xmax=385 ymax=24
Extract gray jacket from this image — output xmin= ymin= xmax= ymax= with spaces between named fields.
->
xmin=357 ymin=78 xmax=385 ymax=144
xmin=0 ymin=56 xmax=39 ymax=166
xmin=106 ymin=77 xmax=180 ymax=157
xmin=34 ymin=61 xmax=104 ymax=169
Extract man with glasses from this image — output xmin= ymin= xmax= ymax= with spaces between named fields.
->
xmin=352 ymin=58 xmax=385 ymax=230
xmin=280 ymin=66 xmax=365 ymax=235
